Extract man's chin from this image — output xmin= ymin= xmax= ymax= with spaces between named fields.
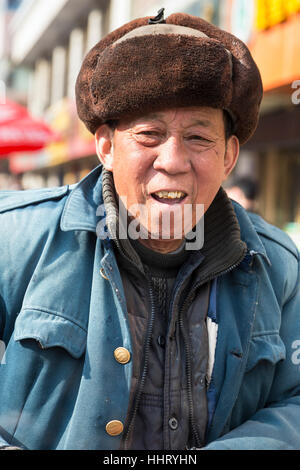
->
xmin=135 ymin=231 xmax=186 ymax=254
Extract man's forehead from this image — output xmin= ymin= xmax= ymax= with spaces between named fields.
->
xmin=123 ymin=107 xmax=223 ymax=128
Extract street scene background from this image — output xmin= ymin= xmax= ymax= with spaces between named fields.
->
xmin=0 ymin=0 xmax=300 ymax=246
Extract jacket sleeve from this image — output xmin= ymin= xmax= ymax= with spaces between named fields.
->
xmin=0 ymin=438 xmax=11 ymax=448
xmin=0 ymin=295 xmax=11 ymax=449
xmin=204 ymin=253 xmax=300 ymax=450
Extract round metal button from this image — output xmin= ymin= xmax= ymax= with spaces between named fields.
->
xmin=114 ymin=347 xmax=131 ymax=364
xmin=168 ymin=417 xmax=178 ymax=430
xmin=105 ymin=420 xmax=124 ymax=436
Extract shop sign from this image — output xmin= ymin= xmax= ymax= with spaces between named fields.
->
xmin=256 ymin=0 xmax=300 ymax=30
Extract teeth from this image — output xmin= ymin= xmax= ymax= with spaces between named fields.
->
xmin=154 ymin=191 xmax=186 ymax=199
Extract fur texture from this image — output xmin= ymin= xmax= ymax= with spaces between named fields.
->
xmin=76 ymin=13 xmax=263 ymax=144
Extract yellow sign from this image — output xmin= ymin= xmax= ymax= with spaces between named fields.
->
xmin=256 ymin=0 xmax=300 ymax=30
xmin=47 ymin=141 xmax=69 ymax=166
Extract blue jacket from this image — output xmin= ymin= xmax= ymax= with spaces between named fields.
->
xmin=0 ymin=165 xmax=299 ymax=450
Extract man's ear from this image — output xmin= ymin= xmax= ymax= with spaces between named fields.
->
xmin=223 ymin=135 xmax=240 ymax=181
xmin=95 ymin=124 xmax=114 ymax=171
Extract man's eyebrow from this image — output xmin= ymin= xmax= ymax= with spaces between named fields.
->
xmin=185 ymin=119 xmax=213 ymax=128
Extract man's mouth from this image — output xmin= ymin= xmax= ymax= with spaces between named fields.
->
xmin=151 ymin=190 xmax=187 ymax=204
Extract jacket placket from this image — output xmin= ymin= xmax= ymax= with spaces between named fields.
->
xmin=63 ymin=238 xmax=133 ymax=450
xmin=206 ymin=255 xmax=260 ymax=443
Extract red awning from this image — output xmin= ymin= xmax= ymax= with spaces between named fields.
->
xmin=0 ymin=100 xmax=57 ymax=156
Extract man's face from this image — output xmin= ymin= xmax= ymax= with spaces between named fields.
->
xmin=96 ymin=107 xmax=239 ymax=252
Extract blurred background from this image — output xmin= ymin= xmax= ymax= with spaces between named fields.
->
xmin=0 ymin=0 xmax=300 ymax=245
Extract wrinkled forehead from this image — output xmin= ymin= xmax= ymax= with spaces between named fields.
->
xmin=115 ymin=106 xmax=225 ymax=130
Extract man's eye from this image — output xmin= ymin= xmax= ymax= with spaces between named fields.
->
xmin=139 ymin=131 xmax=159 ymax=136
xmin=188 ymin=135 xmax=212 ymax=143
xmin=189 ymin=135 xmax=205 ymax=140
xmin=134 ymin=131 xmax=162 ymax=146
xmin=135 ymin=131 xmax=162 ymax=144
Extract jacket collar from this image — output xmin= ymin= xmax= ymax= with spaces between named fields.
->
xmin=60 ymin=165 xmax=269 ymax=263
xmin=60 ymin=165 xmax=104 ymax=232
xmin=232 ymin=201 xmax=270 ymax=264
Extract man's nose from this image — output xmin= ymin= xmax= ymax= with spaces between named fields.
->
xmin=153 ymin=137 xmax=191 ymax=174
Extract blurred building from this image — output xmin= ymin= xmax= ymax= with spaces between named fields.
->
xmin=4 ymin=0 xmax=114 ymax=188
xmin=223 ymin=0 xmax=300 ymax=232
xmin=1 ymin=0 xmax=300 ymax=236
xmin=0 ymin=0 xmax=24 ymax=188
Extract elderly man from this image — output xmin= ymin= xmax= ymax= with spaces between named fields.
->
xmin=0 ymin=11 xmax=299 ymax=451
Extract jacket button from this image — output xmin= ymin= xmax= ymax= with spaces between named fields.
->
xmin=168 ymin=417 xmax=178 ymax=430
xmin=114 ymin=347 xmax=131 ymax=364
xmin=105 ymin=420 xmax=124 ymax=436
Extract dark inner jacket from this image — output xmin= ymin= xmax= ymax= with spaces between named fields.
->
xmin=102 ymin=168 xmax=246 ymax=450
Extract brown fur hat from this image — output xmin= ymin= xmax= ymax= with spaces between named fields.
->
xmin=75 ymin=12 xmax=263 ymax=144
